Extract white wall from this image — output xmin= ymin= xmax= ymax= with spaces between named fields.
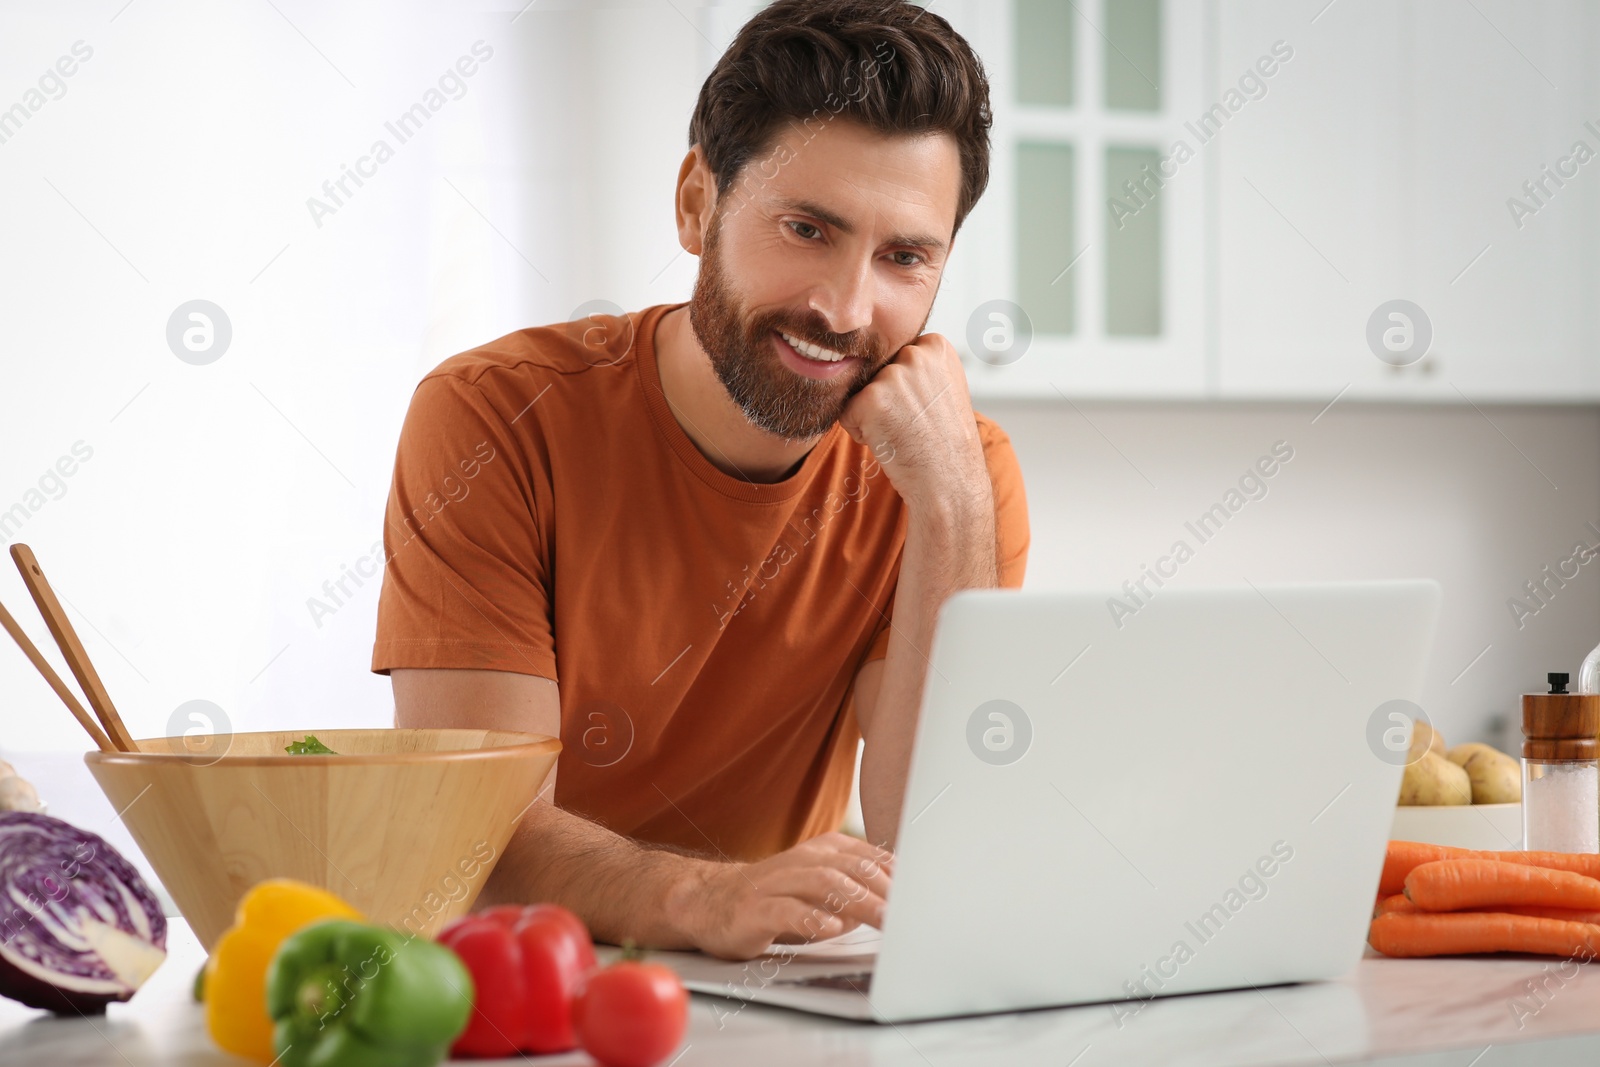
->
xmin=980 ymin=398 xmax=1600 ymax=754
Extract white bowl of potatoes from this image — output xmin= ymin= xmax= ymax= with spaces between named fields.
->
xmin=1388 ymin=722 xmax=1523 ymax=850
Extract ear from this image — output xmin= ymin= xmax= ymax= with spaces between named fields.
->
xmin=674 ymin=145 xmax=718 ymax=256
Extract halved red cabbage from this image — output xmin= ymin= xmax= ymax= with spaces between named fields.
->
xmin=0 ymin=811 xmax=166 ymax=1014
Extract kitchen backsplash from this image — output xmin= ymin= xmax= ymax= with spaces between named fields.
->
xmin=979 ymin=397 xmax=1600 ymax=757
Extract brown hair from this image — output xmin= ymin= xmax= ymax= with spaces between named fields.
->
xmin=688 ymin=0 xmax=993 ymax=239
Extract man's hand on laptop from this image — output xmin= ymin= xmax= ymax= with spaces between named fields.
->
xmin=684 ymin=831 xmax=893 ymax=960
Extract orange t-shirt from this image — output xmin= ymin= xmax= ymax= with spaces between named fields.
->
xmin=371 ymin=301 xmax=1029 ymax=861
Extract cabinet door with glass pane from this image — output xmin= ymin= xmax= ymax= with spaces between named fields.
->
xmin=952 ymin=0 xmax=1208 ymax=398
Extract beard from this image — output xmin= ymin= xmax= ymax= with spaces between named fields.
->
xmin=686 ymin=213 xmax=891 ymax=442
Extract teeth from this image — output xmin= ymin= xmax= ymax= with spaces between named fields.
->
xmin=780 ymin=331 xmax=847 ymax=363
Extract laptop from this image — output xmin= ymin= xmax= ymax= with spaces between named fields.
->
xmin=637 ymin=580 xmax=1441 ymax=1023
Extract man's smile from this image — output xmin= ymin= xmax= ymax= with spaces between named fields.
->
xmin=778 ymin=330 xmax=849 ymax=362
xmin=772 ymin=329 xmax=862 ymax=381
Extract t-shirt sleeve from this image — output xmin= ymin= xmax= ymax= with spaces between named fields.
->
xmin=370 ymin=372 xmax=559 ymax=680
xmin=860 ymin=414 xmax=1030 ymax=663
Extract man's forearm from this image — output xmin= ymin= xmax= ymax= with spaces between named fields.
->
xmin=859 ymin=491 xmax=998 ymax=847
xmin=476 ymin=800 xmax=711 ymax=948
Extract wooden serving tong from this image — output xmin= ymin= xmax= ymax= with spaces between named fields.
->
xmin=0 ymin=543 xmax=136 ymax=752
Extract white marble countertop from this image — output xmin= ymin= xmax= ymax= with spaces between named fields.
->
xmin=7 ymin=918 xmax=1600 ymax=1066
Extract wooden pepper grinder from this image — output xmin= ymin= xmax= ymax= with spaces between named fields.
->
xmin=1522 ymin=672 xmax=1600 ymax=853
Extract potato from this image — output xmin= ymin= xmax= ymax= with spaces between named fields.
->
xmin=1445 ymin=741 xmax=1496 ymax=767
xmin=1447 ymin=743 xmax=1522 ymax=804
xmin=1407 ymin=722 xmax=1432 ymax=760
xmin=1408 ymin=721 xmax=1446 ymax=763
xmin=1398 ymin=750 xmax=1472 ymax=806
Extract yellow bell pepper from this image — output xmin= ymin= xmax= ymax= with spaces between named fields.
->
xmin=203 ymin=879 xmax=363 ymax=1061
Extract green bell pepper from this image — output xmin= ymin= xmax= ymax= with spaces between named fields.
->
xmin=264 ymin=919 xmax=474 ymax=1067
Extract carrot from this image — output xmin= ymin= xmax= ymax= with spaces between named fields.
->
xmin=1380 ymin=840 xmax=1600 ymax=896
xmin=1380 ymin=842 xmax=1467 ymax=895
xmin=1496 ymin=904 xmax=1600 ymax=925
xmin=1378 ymin=894 xmax=1600 ymax=923
xmin=1375 ymin=894 xmax=1420 ymax=916
xmin=1405 ymin=859 xmax=1600 ymax=911
xmin=1510 ymin=851 xmax=1600 ymax=879
xmin=1368 ymin=911 xmax=1600 ymax=958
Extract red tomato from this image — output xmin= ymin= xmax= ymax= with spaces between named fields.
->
xmin=438 ymin=904 xmax=598 ymax=1057
xmin=574 ymin=960 xmax=689 ymax=1067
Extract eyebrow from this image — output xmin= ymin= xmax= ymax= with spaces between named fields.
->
xmin=774 ymin=197 xmax=948 ymax=254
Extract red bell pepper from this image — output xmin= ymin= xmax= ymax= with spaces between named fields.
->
xmin=437 ymin=903 xmax=598 ymax=1057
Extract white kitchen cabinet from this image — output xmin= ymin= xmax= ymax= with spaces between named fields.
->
xmin=1398 ymin=0 xmax=1600 ymax=400
xmin=1215 ymin=0 xmax=1600 ymax=401
xmin=952 ymin=0 xmax=1600 ymax=401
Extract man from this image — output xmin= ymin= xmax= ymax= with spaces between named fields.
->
xmin=372 ymin=0 xmax=1028 ymax=960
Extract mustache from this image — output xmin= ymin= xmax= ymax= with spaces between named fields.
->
xmin=761 ymin=315 xmax=879 ymax=362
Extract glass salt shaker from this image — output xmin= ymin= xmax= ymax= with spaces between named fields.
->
xmin=1522 ymin=672 xmax=1600 ymax=854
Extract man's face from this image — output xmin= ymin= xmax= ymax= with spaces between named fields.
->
xmin=687 ymin=118 xmax=961 ymax=441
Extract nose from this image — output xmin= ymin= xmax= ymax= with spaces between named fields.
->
xmin=807 ymin=253 xmax=874 ymax=340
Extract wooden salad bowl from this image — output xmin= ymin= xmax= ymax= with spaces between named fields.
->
xmin=84 ymin=728 xmax=560 ymax=951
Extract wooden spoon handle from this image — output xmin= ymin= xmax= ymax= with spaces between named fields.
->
xmin=9 ymin=545 xmax=137 ymax=752
xmin=0 ymin=595 xmax=114 ymax=752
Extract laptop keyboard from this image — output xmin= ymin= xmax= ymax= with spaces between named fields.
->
xmin=772 ymin=971 xmax=873 ymax=993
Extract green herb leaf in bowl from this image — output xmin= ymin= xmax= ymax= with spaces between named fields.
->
xmin=284 ymin=735 xmax=337 ymax=755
